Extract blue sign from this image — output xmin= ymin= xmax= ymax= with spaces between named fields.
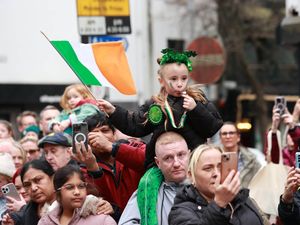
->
xmin=88 ymin=35 xmax=129 ymax=51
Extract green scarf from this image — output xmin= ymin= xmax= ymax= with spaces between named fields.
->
xmin=137 ymin=167 xmax=164 ymax=225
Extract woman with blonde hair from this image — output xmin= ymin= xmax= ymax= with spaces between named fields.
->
xmin=168 ymin=144 xmax=269 ymax=225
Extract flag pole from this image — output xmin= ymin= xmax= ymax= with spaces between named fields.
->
xmin=40 ymin=31 xmax=109 ymax=116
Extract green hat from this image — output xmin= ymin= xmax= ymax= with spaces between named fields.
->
xmin=160 ymin=48 xmax=197 ymax=71
xmin=22 ymin=125 xmax=40 ymax=137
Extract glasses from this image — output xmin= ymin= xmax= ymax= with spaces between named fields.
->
xmin=23 ymin=175 xmax=46 ymax=190
xmin=220 ymin=131 xmax=237 ymax=136
xmin=57 ymin=182 xmax=87 ymax=192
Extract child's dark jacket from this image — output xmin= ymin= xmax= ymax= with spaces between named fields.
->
xmin=109 ymin=95 xmax=223 ymax=168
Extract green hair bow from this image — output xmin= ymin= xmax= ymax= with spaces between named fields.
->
xmin=160 ymin=48 xmax=197 ymax=71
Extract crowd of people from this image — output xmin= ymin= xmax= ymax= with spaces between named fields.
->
xmin=0 ymin=48 xmax=299 ymax=225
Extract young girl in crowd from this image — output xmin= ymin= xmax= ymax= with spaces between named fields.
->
xmin=38 ymin=165 xmax=116 ymax=225
xmin=50 ymin=84 xmax=100 ymax=135
xmin=98 ymin=48 xmax=223 ymax=225
xmin=0 ymin=120 xmax=14 ymax=141
xmin=98 ymin=48 xmax=223 ymax=167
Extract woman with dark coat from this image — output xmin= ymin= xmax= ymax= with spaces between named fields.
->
xmin=168 ymin=144 xmax=270 ymax=225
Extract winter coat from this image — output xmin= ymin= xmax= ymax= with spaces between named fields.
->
xmin=86 ymin=141 xmax=145 ymax=212
xmin=109 ymin=96 xmax=223 ymax=168
xmin=49 ymin=100 xmax=100 ymax=135
xmin=238 ymin=146 xmax=262 ymax=188
xmin=37 ymin=204 xmax=116 ymax=225
xmin=168 ymin=184 xmax=270 ymax=225
xmin=278 ymin=191 xmax=300 ymax=225
xmin=10 ymin=201 xmax=40 ymax=225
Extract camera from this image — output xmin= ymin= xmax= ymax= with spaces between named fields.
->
xmin=222 ymin=154 xmax=230 ymax=161
xmin=1 ymin=186 xmax=9 ymax=194
xmin=1 ymin=183 xmax=21 ymax=201
xmin=72 ymin=122 xmax=88 ymax=153
xmin=274 ymin=96 xmax=286 ymax=116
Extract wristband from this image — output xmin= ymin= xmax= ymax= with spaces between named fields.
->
xmin=87 ymin=168 xmax=103 ymax=178
xmin=111 ymin=139 xmax=130 ymax=157
xmin=111 ymin=142 xmax=120 ymax=157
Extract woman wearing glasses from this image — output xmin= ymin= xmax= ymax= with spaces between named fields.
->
xmin=37 ymin=165 xmax=116 ymax=225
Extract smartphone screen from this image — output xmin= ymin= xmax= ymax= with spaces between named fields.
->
xmin=1 ymin=183 xmax=21 ymax=201
xmin=72 ymin=122 xmax=89 ymax=153
xmin=220 ymin=152 xmax=238 ymax=184
xmin=296 ymin=152 xmax=300 ymax=168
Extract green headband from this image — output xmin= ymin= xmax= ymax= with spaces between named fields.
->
xmin=160 ymin=48 xmax=197 ymax=71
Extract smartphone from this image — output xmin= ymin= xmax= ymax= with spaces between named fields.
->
xmin=296 ymin=152 xmax=300 ymax=168
xmin=1 ymin=183 xmax=21 ymax=201
xmin=274 ymin=96 xmax=286 ymax=116
xmin=220 ymin=152 xmax=238 ymax=184
xmin=72 ymin=122 xmax=89 ymax=153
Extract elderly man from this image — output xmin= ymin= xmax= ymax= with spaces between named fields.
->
xmin=219 ymin=122 xmax=261 ymax=188
xmin=118 ymin=132 xmax=190 ymax=225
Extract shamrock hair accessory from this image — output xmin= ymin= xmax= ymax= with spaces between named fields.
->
xmin=160 ymin=48 xmax=197 ymax=71
xmin=148 ymin=104 xmax=163 ymax=125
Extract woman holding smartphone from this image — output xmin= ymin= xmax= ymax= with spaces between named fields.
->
xmin=2 ymin=159 xmax=56 ymax=225
xmin=168 ymin=144 xmax=270 ymax=225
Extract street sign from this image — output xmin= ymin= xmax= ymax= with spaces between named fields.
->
xmin=87 ymin=35 xmax=129 ymax=50
xmin=187 ymin=37 xmax=225 ymax=84
xmin=77 ymin=0 xmax=131 ymax=35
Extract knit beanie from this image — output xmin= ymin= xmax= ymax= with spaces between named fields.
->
xmin=22 ymin=125 xmax=40 ymax=138
xmin=0 ymin=152 xmax=16 ymax=178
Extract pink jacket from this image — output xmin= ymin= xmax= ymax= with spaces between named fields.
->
xmin=37 ymin=205 xmax=116 ymax=225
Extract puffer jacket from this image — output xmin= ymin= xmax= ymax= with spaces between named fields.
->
xmin=37 ymin=204 xmax=116 ymax=225
xmin=278 ymin=191 xmax=300 ymax=225
xmin=109 ymin=96 xmax=223 ymax=168
xmin=168 ymin=184 xmax=270 ymax=225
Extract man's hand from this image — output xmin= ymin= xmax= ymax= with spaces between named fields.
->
xmin=214 ymin=170 xmax=240 ymax=208
xmin=72 ymin=142 xmax=98 ymax=171
xmin=96 ymin=199 xmax=114 ymax=215
xmin=88 ymin=131 xmax=113 ymax=154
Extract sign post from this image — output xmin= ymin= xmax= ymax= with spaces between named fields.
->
xmin=76 ymin=0 xmax=131 ymax=36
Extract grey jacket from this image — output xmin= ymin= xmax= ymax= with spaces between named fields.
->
xmin=118 ymin=182 xmax=183 ymax=225
xmin=239 ymin=146 xmax=262 ymax=188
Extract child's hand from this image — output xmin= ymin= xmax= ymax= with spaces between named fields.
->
xmin=52 ymin=123 xmax=62 ymax=133
xmin=182 ymin=93 xmax=196 ymax=111
xmin=97 ymin=99 xmax=116 ymax=115
xmin=60 ymin=119 xmax=71 ymax=131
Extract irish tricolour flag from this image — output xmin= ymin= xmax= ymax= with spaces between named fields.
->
xmin=50 ymin=40 xmax=136 ymax=95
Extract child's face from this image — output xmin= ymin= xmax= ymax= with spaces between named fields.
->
xmin=0 ymin=123 xmax=11 ymax=139
xmin=159 ymin=63 xmax=189 ymax=97
xmin=67 ymin=88 xmax=84 ymax=109
xmin=59 ymin=173 xmax=87 ymax=211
